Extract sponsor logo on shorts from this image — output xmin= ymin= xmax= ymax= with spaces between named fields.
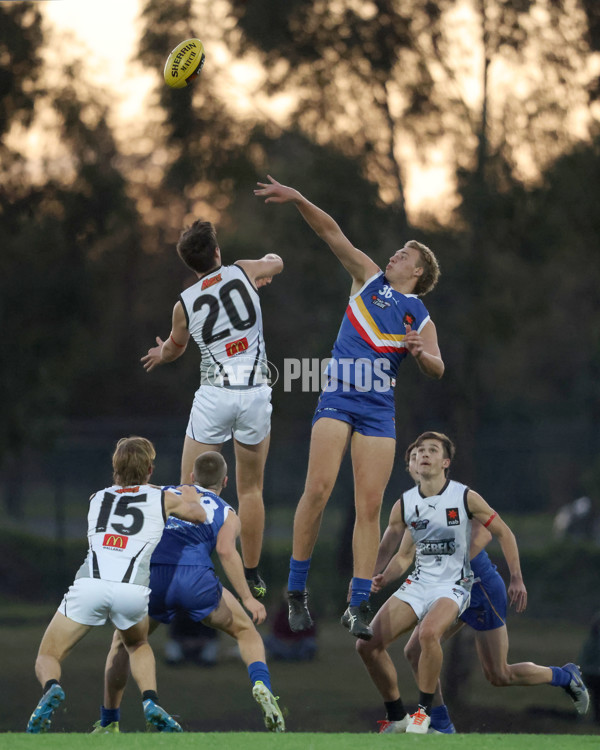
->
xmin=417 ymin=538 xmax=456 ymax=556
xmin=446 ymin=508 xmax=460 ymax=526
xmin=103 ymin=534 xmax=128 ymax=550
xmin=226 ymin=337 xmax=249 ymax=357
xmin=411 ymin=519 xmax=430 ymax=531
xmin=201 ymin=274 xmax=222 ymax=290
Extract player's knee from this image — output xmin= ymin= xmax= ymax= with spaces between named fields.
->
xmin=303 ymin=481 xmax=333 ymax=508
xmin=123 ymin=637 xmax=148 ymax=654
xmin=355 ymin=500 xmax=382 ymax=525
xmin=236 ymin=478 xmax=263 ymax=498
xmin=356 ymin=637 xmax=380 ymax=662
xmin=418 ymin=624 xmax=440 ymax=648
xmin=484 ymin=665 xmax=511 ymax=687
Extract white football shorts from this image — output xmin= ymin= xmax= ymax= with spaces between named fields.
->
xmin=393 ymin=577 xmax=471 ymax=621
xmin=186 ymin=384 xmax=272 ymax=445
xmin=58 ymin=578 xmax=150 ymax=630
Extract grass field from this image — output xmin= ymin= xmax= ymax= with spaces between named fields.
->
xmin=1 ymin=733 xmax=600 ymax=750
xmin=3 ymin=604 xmax=599 ymax=737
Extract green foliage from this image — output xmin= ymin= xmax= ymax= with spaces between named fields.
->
xmin=0 ymin=2 xmax=44 ymax=139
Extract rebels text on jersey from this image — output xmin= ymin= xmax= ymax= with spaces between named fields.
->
xmin=151 ymin=486 xmax=233 ymax=568
xmin=402 ymin=479 xmax=473 ymax=588
xmin=179 ymin=264 xmax=268 ymax=387
xmin=326 ymin=271 xmax=430 ymax=391
xmin=75 ymin=484 xmax=167 ymax=586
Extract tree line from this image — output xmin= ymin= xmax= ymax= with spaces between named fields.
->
xmin=1 ymin=0 xmax=599 ymax=512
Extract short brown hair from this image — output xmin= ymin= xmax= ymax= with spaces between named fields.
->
xmin=404 ymin=440 xmax=418 ymax=469
xmin=112 ymin=436 xmax=155 ymax=486
xmin=176 ymin=220 xmax=219 ymax=274
xmin=414 ymin=431 xmax=455 ymax=462
xmin=193 ymin=451 xmax=227 ymax=489
xmin=405 ymin=240 xmax=440 ymax=297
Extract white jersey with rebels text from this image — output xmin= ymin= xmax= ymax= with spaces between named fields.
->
xmin=179 ymin=264 xmax=268 ymax=387
xmin=75 ymin=484 xmax=166 ymax=586
xmin=402 ymin=479 xmax=473 ymax=588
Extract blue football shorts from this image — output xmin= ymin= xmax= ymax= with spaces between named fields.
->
xmin=148 ymin=564 xmax=223 ymax=624
xmin=459 ymin=569 xmax=507 ymax=631
xmin=312 ymin=380 xmax=396 ymax=439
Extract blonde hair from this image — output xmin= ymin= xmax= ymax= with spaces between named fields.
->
xmin=112 ymin=436 xmax=155 ymax=486
xmin=405 ymin=240 xmax=440 ymax=297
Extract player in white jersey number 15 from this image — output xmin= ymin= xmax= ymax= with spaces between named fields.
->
xmin=26 ymin=437 xmax=207 ymax=734
xmin=141 ymin=220 xmax=283 ymax=599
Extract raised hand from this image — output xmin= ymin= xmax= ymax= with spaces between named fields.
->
xmin=141 ymin=336 xmax=164 ymax=372
xmin=254 ymin=175 xmax=301 ymax=204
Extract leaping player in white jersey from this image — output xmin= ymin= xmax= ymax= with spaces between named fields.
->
xmin=141 ymin=220 xmax=283 ymax=599
xmin=26 ymin=436 xmax=207 ymax=734
xmin=356 ymin=431 xmax=528 ymax=734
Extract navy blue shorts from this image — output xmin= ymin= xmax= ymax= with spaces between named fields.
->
xmin=459 ymin=570 xmax=507 ymax=631
xmin=312 ymin=381 xmax=396 ymax=439
xmin=149 ymin=564 xmax=223 ymax=624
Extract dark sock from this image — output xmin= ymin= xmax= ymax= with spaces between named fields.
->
xmin=384 ymin=698 xmax=406 ymax=720
xmin=248 ymin=661 xmax=272 ymax=692
xmin=288 ymin=556 xmax=311 ymax=591
xmin=550 ymin=666 xmax=571 ymax=687
xmin=244 ymin=566 xmax=258 ymax=579
xmin=349 ymin=577 xmax=372 ymax=607
xmin=100 ymin=706 xmax=120 ymax=727
xmin=43 ymin=679 xmax=60 ymax=694
xmin=418 ymin=691 xmax=435 ymax=713
xmin=142 ymin=690 xmax=159 ymax=704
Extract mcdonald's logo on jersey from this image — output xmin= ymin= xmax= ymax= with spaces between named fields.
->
xmin=201 ymin=273 xmax=222 ymax=290
xmin=226 ymin=337 xmax=249 ymax=357
xmin=103 ymin=533 xmax=128 ymax=550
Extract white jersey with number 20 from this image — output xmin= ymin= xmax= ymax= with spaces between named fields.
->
xmin=179 ymin=264 xmax=268 ymax=387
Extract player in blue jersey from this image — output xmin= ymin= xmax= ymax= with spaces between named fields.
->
xmin=255 ymin=176 xmax=444 ymax=639
xmin=373 ymin=436 xmax=590 ymax=734
xmin=93 ymin=452 xmax=285 ymax=733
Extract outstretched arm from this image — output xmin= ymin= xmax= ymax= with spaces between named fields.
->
xmin=236 ymin=253 xmax=283 ymax=289
xmin=141 ymin=301 xmax=190 ymax=372
xmin=468 ymin=490 xmax=527 ymax=613
xmin=216 ymin=513 xmax=266 ymax=624
xmin=254 ymin=175 xmax=379 ymax=291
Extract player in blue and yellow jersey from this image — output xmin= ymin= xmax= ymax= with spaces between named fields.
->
xmin=93 ymin=452 xmax=285 ymax=733
xmin=254 ymin=176 xmax=444 ymax=640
